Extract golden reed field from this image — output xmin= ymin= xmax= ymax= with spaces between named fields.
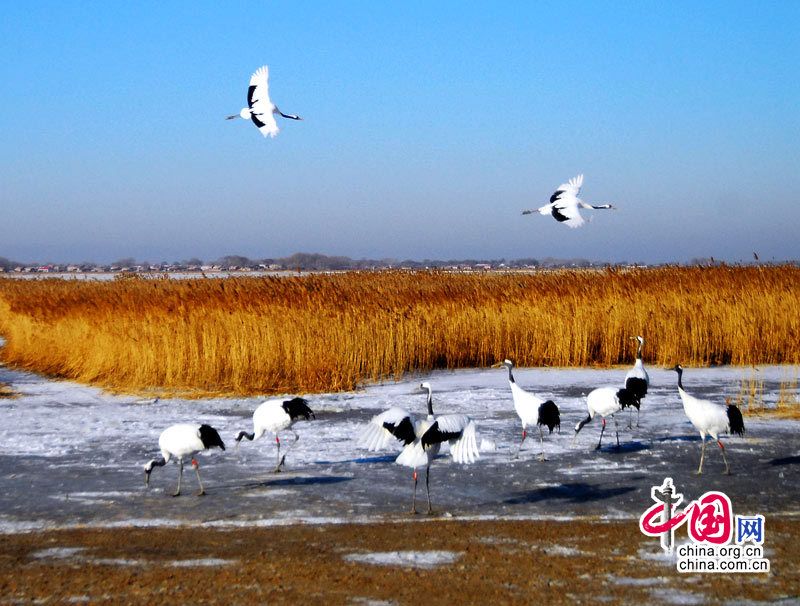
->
xmin=0 ymin=266 xmax=798 ymax=397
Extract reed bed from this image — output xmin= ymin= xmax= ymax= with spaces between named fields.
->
xmin=734 ymin=369 xmax=800 ymax=419
xmin=0 ymin=266 xmax=798 ymax=396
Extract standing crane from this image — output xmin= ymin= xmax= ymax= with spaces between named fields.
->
xmin=144 ymin=424 xmax=225 ymax=496
xmin=624 ymin=336 xmax=650 ymax=428
xmin=235 ymin=397 xmax=315 ymax=472
xmin=573 ymin=387 xmax=637 ymax=449
xmin=672 ymin=364 xmax=745 ymax=474
xmin=495 ymin=360 xmax=560 ymax=460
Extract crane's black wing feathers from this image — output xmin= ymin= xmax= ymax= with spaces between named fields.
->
xmin=420 ymin=421 xmax=463 ymax=449
xmin=537 ymin=400 xmax=561 ymax=433
xmin=199 ymin=424 xmax=226 ymax=451
xmin=383 ymin=416 xmax=416 ymax=446
xmin=282 ymin=397 xmax=315 ymax=421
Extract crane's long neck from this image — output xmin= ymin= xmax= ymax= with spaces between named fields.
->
xmin=146 ymin=457 xmax=167 ymax=470
xmin=425 ymin=390 xmax=434 ymax=417
xmin=636 ymin=341 xmax=643 ymax=360
xmin=675 ymin=368 xmax=684 ymax=391
xmin=236 ymin=431 xmax=255 ymax=442
xmin=505 ymin=364 xmax=515 ymax=384
xmin=581 ymin=201 xmax=613 ymax=209
xmin=144 ymin=456 xmax=167 ymax=486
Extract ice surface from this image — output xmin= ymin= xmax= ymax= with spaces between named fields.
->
xmin=0 ymin=363 xmax=798 ymax=532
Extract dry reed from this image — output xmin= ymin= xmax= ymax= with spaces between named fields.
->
xmin=0 ymin=266 xmax=798 ymax=397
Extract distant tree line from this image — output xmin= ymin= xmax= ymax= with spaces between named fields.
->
xmin=0 ymin=253 xmax=621 ymax=272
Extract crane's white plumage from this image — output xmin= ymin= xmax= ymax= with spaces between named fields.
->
xmin=522 ymin=174 xmax=615 ymax=228
xmin=573 ymin=386 xmax=637 ymax=449
xmin=235 ymin=397 xmax=315 ymax=472
xmin=496 ymin=360 xmax=560 ymax=460
xmin=360 ymin=382 xmax=479 ymax=513
xmin=624 ymin=336 xmax=650 ymax=427
xmin=227 ymin=65 xmax=302 ymax=138
xmin=672 ymin=365 xmax=745 ymax=474
xmin=144 ymin=424 xmax=225 ymax=496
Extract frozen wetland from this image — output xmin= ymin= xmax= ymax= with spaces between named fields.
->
xmin=1 ymin=363 xmax=798 ymax=532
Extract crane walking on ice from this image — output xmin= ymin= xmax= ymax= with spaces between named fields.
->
xmin=522 ymin=174 xmax=615 ymax=228
xmin=672 ymin=364 xmax=745 ymax=474
xmin=573 ymin=387 xmax=638 ymax=449
xmin=144 ymin=424 xmax=226 ymax=496
xmin=235 ymin=397 xmax=315 ymax=472
xmin=624 ymin=336 xmax=650 ymax=428
xmin=226 ymin=65 xmax=302 ymax=137
xmin=361 ymin=382 xmax=479 ymax=514
xmin=494 ymin=359 xmax=560 ymax=461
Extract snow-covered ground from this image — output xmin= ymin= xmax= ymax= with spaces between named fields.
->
xmin=0 ymin=362 xmax=798 ymax=533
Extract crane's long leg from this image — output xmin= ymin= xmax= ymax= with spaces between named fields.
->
xmin=273 ymin=434 xmax=282 ymax=473
xmin=192 ymin=459 xmax=205 ymax=496
xmin=636 ymin=407 xmax=641 ymax=428
xmin=627 ymin=406 xmax=633 ymax=430
xmin=173 ymin=459 xmax=184 ymax=497
xmin=276 ymin=431 xmax=300 ymax=471
xmin=596 ymin=418 xmax=606 ymax=450
xmin=614 ymin=416 xmax=620 ymax=448
xmin=538 ymin=426 xmax=547 ymax=462
xmin=696 ymin=437 xmax=707 ymax=475
xmin=411 ymin=470 xmax=418 ymax=515
xmin=514 ymin=429 xmax=527 ymax=460
xmin=717 ymin=440 xmax=731 ymax=475
xmin=426 ymin=465 xmax=433 ymax=514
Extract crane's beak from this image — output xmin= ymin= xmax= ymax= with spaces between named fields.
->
xmin=491 ymin=361 xmax=504 ymax=368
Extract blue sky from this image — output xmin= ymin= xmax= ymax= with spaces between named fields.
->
xmin=1 ymin=1 xmax=798 ymax=264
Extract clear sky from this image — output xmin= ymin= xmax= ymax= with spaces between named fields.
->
xmin=1 ymin=1 xmax=798 ymax=264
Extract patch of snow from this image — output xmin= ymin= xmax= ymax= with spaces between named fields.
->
xmin=545 ymin=545 xmax=586 ymax=557
xmin=32 ymin=547 xmax=87 ymax=559
xmin=89 ymin=557 xmax=147 ymax=566
xmin=343 ymin=550 xmax=462 ymax=569
xmin=29 ymin=547 xmax=235 ymax=569
xmin=612 ymin=575 xmax=670 ymax=586
xmin=652 ymin=589 xmax=705 ymax=605
xmin=350 ymin=599 xmax=398 ymax=606
xmin=169 ymin=558 xmax=237 ymax=567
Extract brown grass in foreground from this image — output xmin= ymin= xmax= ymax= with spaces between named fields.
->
xmin=1 ymin=519 xmax=796 ymax=604
xmin=0 ymin=266 xmax=798 ymax=396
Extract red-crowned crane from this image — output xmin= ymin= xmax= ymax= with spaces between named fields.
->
xmin=360 ymin=382 xmax=479 ymax=514
xmin=573 ymin=387 xmax=638 ymax=449
xmin=226 ymin=65 xmax=302 ymax=137
xmin=235 ymin=397 xmax=315 ymax=472
xmin=624 ymin=336 xmax=650 ymax=428
xmin=522 ymin=174 xmax=615 ymax=228
xmin=672 ymin=364 xmax=745 ymax=474
xmin=144 ymin=424 xmax=225 ymax=496
xmin=495 ymin=359 xmax=560 ymax=460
